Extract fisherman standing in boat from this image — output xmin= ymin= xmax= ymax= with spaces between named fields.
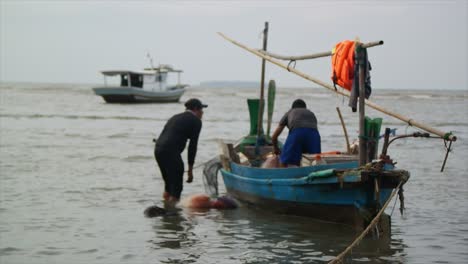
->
xmin=271 ymin=99 xmax=321 ymax=167
xmin=154 ymin=98 xmax=207 ymax=206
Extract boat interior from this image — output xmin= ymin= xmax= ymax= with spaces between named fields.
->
xmin=221 ymin=142 xmax=359 ymax=169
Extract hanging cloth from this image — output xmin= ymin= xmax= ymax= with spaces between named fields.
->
xmin=348 ymin=48 xmax=372 ymax=112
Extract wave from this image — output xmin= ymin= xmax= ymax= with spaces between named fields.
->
xmin=0 ymin=247 xmax=23 ymax=255
xmin=63 ymin=190 xmax=83 ymax=194
xmin=89 ymin=187 xmax=137 ymax=192
xmin=108 ymin=133 xmax=130 ymax=138
xmin=36 ymin=250 xmax=62 ymax=256
xmin=319 ymin=120 xmax=468 ymax=127
xmin=373 ymin=90 xmax=468 ymax=100
xmin=75 ymin=249 xmax=99 ymax=254
xmin=0 ymin=113 xmax=165 ymax=122
xmin=88 ymin=155 xmax=119 ymax=161
xmin=122 ymin=155 xmax=152 ymax=162
xmin=407 ymin=95 xmax=435 ymax=99
xmin=28 ymin=144 xmax=72 ymax=149
xmin=0 ymin=82 xmax=92 ymax=91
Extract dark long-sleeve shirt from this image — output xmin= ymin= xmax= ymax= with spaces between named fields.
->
xmin=155 ymin=111 xmax=202 ymax=166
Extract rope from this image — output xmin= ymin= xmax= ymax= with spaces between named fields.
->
xmin=287 ymin=60 xmax=296 ymax=72
xmin=389 ymin=191 xmax=399 ymax=217
xmin=440 ymin=139 xmax=453 ymax=172
xmin=398 ymin=186 xmax=405 ymax=215
xmin=389 ymin=184 xmax=406 ymax=217
xmin=328 ymin=181 xmax=403 ymax=264
xmin=193 ymin=161 xmax=209 ymax=169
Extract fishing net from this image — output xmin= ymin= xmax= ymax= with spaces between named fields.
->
xmin=202 ymin=156 xmax=222 ymax=197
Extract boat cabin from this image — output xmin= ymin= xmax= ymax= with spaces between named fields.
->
xmin=100 ymin=65 xmax=184 ymax=91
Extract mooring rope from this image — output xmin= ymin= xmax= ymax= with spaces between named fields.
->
xmin=328 ymin=180 xmax=404 ymax=264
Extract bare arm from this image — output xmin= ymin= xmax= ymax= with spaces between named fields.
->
xmin=187 ymin=119 xmax=202 ymax=183
xmin=271 ymin=125 xmax=285 ymax=154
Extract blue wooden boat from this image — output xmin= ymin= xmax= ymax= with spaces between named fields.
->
xmin=213 ymin=24 xmax=455 ymax=231
xmin=220 ymin=156 xmax=408 ymax=229
xmin=216 ymin=95 xmax=409 ymax=229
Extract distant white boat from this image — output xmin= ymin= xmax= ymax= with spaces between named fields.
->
xmin=93 ymin=65 xmax=187 ymax=103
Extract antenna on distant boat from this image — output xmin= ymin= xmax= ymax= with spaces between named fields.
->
xmin=147 ymin=52 xmax=160 ymax=91
xmin=146 ymin=52 xmax=155 ymax=69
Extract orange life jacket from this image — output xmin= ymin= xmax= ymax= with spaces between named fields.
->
xmin=331 ymin=40 xmax=356 ymax=91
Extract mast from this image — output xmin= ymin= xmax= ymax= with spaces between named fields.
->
xmin=257 ymin=22 xmax=269 ymax=140
xmin=356 ymin=43 xmax=367 ymax=166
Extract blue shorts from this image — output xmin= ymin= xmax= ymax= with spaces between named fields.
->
xmin=280 ymin=127 xmax=321 ymax=165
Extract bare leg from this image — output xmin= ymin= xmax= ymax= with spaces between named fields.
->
xmin=163 ymin=196 xmax=180 ymax=211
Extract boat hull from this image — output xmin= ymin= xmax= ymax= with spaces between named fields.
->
xmin=225 ymin=186 xmax=368 ymax=227
xmin=220 ymin=162 xmax=406 ymax=228
xmin=92 ymin=86 xmax=186 ymax=103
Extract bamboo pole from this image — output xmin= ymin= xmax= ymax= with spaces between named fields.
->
xmin=257 ymin=40 xmax=383 ymax=61
xmin=267 ymin=80 xmax=276 ymax=137
xmin=258 ymin=50 xmax=332 ymax=61
xmin=381 ymin=128 xmax=391 ymax=156
xmin=336 ymin=107 xmax=351 ymax=154
xmin=217 ymin=32 xmax=457 ymax=142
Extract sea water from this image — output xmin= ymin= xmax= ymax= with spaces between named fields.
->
xmin=1 ymin=83 xmax=467 ymax=263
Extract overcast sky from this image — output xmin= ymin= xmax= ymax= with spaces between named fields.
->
xmin=1 ymin=0 xmax=467 ymax=90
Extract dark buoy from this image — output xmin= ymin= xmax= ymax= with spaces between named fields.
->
xmin=143 ymin=205 xmax=167 ymax=218
xmin=144 ymin=204 xmax=181 ymax=218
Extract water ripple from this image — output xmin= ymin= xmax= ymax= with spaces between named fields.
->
xmin=122 ymin=155 xmax=152 ymax=162
xmin=36 ymin=250 xmax=62 ymax=256
xmin=1 ymin=84 xmax=467 ymax=264
xmin=0 ymin=113 xmax=165 ymax=121
xmin=0 ymin=247 xmax=23 ymax=255
xmin=75 ymin=249 xmax=99 ymax=254
xmin=89 ymin=187 xmax=137 ymax=192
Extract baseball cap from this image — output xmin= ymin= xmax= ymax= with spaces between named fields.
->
xmin=184 ymin=98 xmax=208 ymax=110
xmin=291 ymin=99 xmax=306 ymax=108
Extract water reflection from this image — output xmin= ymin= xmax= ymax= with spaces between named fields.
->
xmin=213 ymin=206 xmax=407 ymax=263
xmin=149 ymin=212 xmax=200 ymax=263
xmin=145 ymin=203 xmax=408 ymax=263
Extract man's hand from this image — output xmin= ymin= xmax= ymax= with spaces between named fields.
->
xmin=186 ymin=168 xmax=193 ymax=183
xmin=271 ymin=125 xmax=285 ymax=155
xmin=274 ymin=145 xmax=281 ymax=155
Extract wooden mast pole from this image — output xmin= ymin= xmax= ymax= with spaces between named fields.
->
xmin=217 ymin=32 xmax=457 ymax=142
xmin=357 ymin=43 xmax=367 ymax=166
xmin=257 ymin=22 xmax=268 ymax=141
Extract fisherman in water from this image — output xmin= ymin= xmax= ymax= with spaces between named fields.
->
xmin=271 ymin=99 xmax=321 ymax=167
xmin=154 ymin=98 xmax=207 ymax=206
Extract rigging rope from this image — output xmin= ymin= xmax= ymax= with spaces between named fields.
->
xmin=440 ymin=140 xmax=453 ymax=172
xmin=390 ymin=185 xmax=405 ymax=217
xmin=287 ymin=60 xmax=296 ymax=71
xmin=328 ymin=181 xmax=404 ymax=264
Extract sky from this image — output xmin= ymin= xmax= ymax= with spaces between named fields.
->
xmin=0 ymin=0 xmax=467 ymax=90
